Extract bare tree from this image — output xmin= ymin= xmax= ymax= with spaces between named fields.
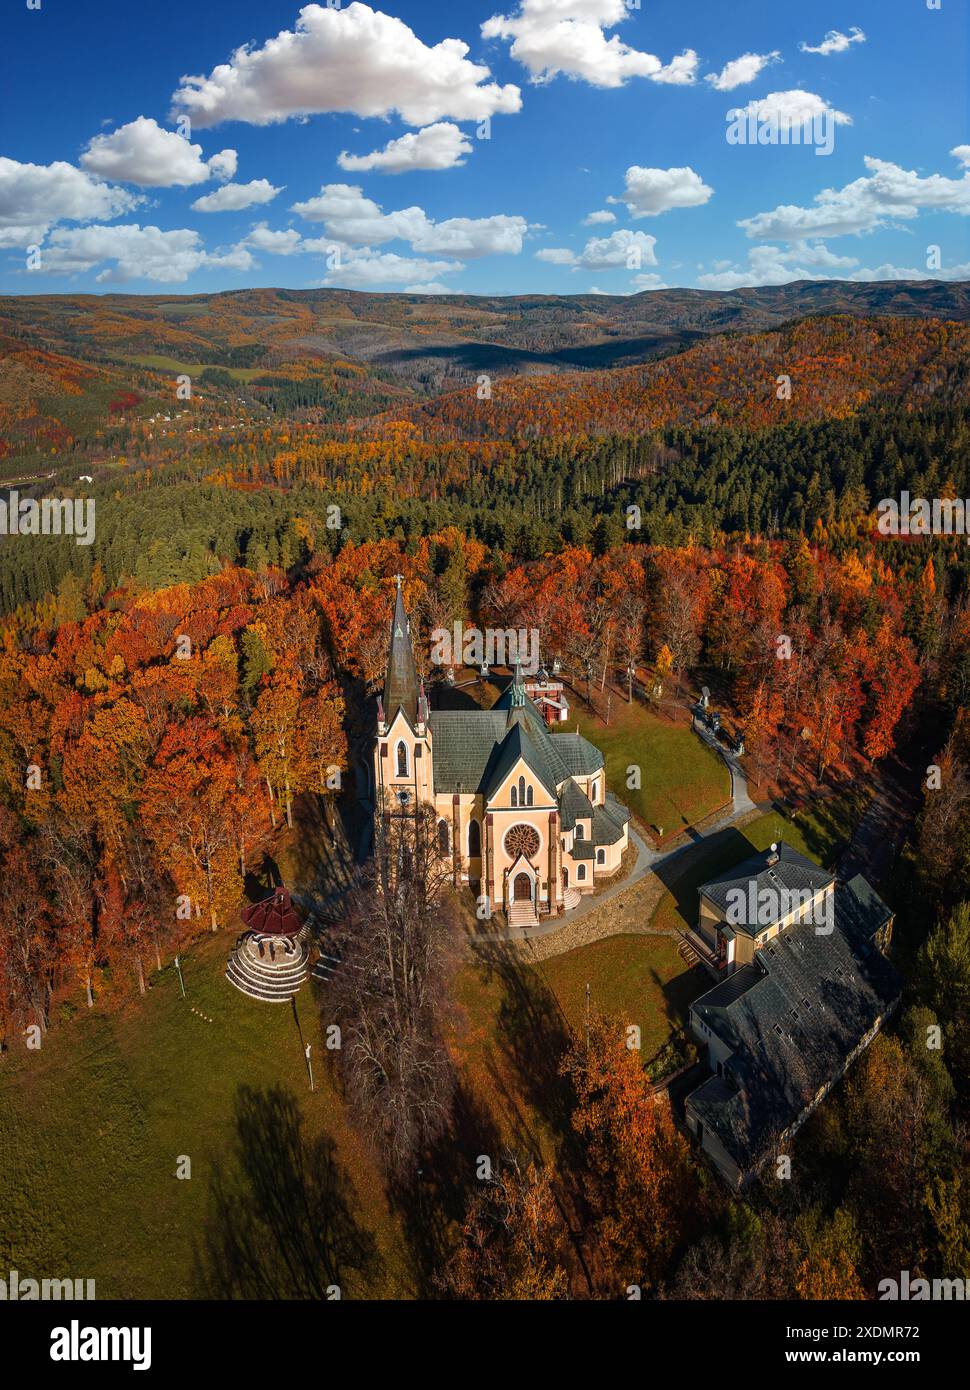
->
xmin=328 ymin=801 xmax=460 ymax=1181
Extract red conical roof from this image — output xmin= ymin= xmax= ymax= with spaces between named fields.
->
xmin=241 ymin=887 xmax=302 ymax=936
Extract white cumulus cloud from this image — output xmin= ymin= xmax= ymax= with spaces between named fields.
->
xmin=705 ymin=50 xmax=780 ymax=91
xmin=578 ymin=227 xmax=657 ymax=269
xmin=729 ymin=89 xmax=851 ymax=134
xmin=609 ymin=164 xmax=713 ymax=217
xmin=171 ymin=3 xmax=521 ymax=128
xmin=291 ymin=183 xmax=527 ymax=257
xmin=481 ymin=0 xmax=698 ymax=88
xmin=800 ymin=27 xmax=865 ymax=57
xmin=319 ymin=247 xmax=463 ymax=288
xmin=192 ymin=179 xmax=282 ymax=212
xmin=31 ymin=223 xmax=254 ymax=283
xmin=541 ymin=228 xmax=660 ymax=270
xmin=697 ymin=241 xmax=859 ymax=289
xmin=338 ymin=122 xmax=473 ymax=173
xmin=739 ymin=150 xmax=970 ymax=242
xmin=80 ymin=117 xmax=237 ymax=188
xmin=0 ymin=157 xmax=140 ymax=246
xmin=582 ymin=209 xmax=615 ymax=225
xmin=242 ymin=222 xmax=305 ymax=254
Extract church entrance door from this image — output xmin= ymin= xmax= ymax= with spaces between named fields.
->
xmin=513 ymin=872 xmax=532 ymax=902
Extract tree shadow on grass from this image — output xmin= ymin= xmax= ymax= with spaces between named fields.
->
xmin=472 ymin=937 xmax=579 ymax=1163
xmin=193 ymin=1084 xmax=381 ymax=1299
xmin=387 ymin=1079 xmax=503 ymax=1298
xmin=651 ymin=825 xmax=755 ymax=931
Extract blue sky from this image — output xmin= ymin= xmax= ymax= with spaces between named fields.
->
xmin=1 ymin=0 xmax=968 ymax=295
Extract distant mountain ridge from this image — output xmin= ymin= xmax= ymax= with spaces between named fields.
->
xmin=1 ymin=280 xmax=969 ymax=464
xmin=2 ymin=279 xmax=969 ymax=381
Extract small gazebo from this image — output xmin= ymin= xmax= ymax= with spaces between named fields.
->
xmin=225 ymin=887 xmax=310 ymax=1002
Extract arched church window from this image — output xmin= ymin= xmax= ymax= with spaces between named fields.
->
xmin=575 ymin=823 xmax=584 ymax=840
xmin=577 ymin=864 xmax=587 ymax=881
xmin=518 ymin=775 xmax=526 ymax=805
xmin=437 ymin=820 xmax=450 ymax=856
xmin=596 ymin=848 xmax=605 ymax=865
xmin=526 ymin=784 xmax=534 ymax=806
xmin=396 ymin=741 xmax=409 ymax=778
xmin=468 ymin=819 xmax=481 ymax=859
xmin=510 ymin=785 xmax=518 ymax=807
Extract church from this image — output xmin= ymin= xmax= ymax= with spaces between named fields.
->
xmin=373 ymin=580 xmax=630 ymax=926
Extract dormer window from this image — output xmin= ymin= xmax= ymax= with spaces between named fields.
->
xmin=575 ymin=824 xmax=584 ymax=840
xmin=395 ymin=741 xmax=409 ymax=778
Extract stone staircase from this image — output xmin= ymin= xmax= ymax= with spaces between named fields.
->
xmin=562 ymin=885 xmax=581 ymax=911
xmin=507 ymin=900 xmax=540 ymax=929
xmin=225 ymin=930 xmax=310 ymax=1002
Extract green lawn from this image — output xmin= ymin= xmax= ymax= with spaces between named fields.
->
xmin=0 ymin=932 xmax=404 ymax=1299
xmin=572 ymin=697 xmax=730 ymax=838
xmin=537 ymin=934 xmax=706 ymax=1062
xmin=648 ymin=793 xmax=867 ymax=937
xmin=0 ymin=923 xmax=697 ymax=1297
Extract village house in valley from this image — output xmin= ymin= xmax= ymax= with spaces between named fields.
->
xmin=373 ymin=581 xmax=629 ymax=925
xmin=683 ymin=842 xmax=902 ymax=1187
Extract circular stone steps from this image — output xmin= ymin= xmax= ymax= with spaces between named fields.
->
xmin=225 ymin=930 xmax=310 ymax=1003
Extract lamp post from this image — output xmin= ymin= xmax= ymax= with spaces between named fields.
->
xmin=174 ymin=953 xmax=186 ymax=999
xmin=305 ymin=1042 xmax=314 ymax=1093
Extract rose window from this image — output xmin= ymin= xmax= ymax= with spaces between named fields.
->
xmin=504 ymin=823 xmax=540 ymax=860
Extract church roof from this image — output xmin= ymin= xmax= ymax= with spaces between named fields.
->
xmin=559 ymin=778 xmax=592 ymax=830
xmin=382 ymin=580 xmax=419 ymax=725
xmin=376 ymin=595 xmax=608 ymax=801
xmin=485 ymin=721 xmax=560 ymax=803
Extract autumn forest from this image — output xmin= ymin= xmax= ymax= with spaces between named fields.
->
xmin=1 ymin=284 xmax=969 ymax=1307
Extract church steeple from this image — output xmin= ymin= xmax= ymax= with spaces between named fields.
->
xmin=509 ymin=661 xmax=527 ymax=707
xmin=382 ymin=575 xmax=419 ymax=726
xmin=505 ymin=661 xmax=529 ymax=729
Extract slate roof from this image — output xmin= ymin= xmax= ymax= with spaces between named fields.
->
xmin=560 ymin=779 xmax=593 ymax=830
xmin=427 ymin=711 xmax=511 ymax=793
xmin=383 ymin=583 xmax=419 ymax=725
xmin=427 ymin=674 xmax=604 ymax=798
xmin=484 ymin=720 xmax=560 ymax=803
xmin=592 ymin=802 xmax=628 ymax=847
xmin=839 ymin=874 xmax=895 ymax=947
xmin=551 ymin=731 xmax=604 ymax=777
xmin=687 ymin=878 xmax=901 ymax=1180
xmin=699 ymin=840 xmax=834 ymax=935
